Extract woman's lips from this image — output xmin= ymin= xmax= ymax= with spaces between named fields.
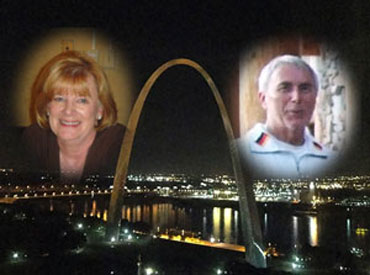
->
xmin=60 ymin=119 xmax=80 ymax=126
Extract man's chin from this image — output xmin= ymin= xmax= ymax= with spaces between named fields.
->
xmin=286 ymin=125 xmax=307 ymax=132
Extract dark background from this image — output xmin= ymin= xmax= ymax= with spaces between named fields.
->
xmin=0 ymin=0 xmax=369 ymax=176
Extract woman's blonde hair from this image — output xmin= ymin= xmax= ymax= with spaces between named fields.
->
xmin=30 ymin=50 xmax=117 ymax=130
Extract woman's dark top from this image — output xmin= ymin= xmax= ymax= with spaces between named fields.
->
xmin=22 ymin=123 xmax=125 ymax=180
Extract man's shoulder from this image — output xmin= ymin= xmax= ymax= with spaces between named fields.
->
xmin=304 ymin=130 xmax=333 ymax=157
xmin=246 ymin=123 xmax=265 ymax=138
xmin=239 ymin=123 xmax=265 ymax=144
xmin=239 ymin=123 xmax=279 ymax=153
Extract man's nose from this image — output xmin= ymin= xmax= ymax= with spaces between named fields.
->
xmin=290 ymin=87 xmax=301 ymax=103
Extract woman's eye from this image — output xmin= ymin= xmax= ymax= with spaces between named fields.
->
xmin=77 ymin=97 xmax=88 ymax=104
xmin=53 ymin=95 xmax=64 ymax=102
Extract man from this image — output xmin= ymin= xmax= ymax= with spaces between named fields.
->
xmin=238 ymin=55 xmax=333 ymax=178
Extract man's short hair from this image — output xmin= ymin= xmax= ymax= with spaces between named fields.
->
xmin=258 ymin=55 xmax=319 ymax=93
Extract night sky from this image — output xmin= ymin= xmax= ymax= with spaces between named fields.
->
xmin=0 ymin=0 xmax=370 ymax=176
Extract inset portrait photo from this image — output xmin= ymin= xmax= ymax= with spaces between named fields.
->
xmin=237 ymin=36 xmax=358 ymax=179
xmin=12 ymin=28 xmax=135 ymax=182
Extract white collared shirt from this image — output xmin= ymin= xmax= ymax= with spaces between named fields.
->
xmin=238 ymin=123 xmax=334 ymax=178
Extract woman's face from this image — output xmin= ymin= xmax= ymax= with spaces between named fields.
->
xmin=47 ymin=75 xmax=103 ymax=145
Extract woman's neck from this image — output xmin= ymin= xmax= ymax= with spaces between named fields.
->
xmin=58 ymin=131 xmax=96 ymax=180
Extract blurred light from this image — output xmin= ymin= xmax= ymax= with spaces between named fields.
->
xmin=111 ymin=237 xmax=116 ymax=242
xmin=145 ymin=267 xmax=154 ymax=275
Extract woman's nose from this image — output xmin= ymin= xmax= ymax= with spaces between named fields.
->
xmin=63 ymin=99 xmax=75 ymax=114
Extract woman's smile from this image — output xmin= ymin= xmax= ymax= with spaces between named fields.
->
xmin=47 ymin=75 xmax=103 ymax=145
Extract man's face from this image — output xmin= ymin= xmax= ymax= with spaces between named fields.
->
xmin=259 ymin=64 xmax=317 ymax=132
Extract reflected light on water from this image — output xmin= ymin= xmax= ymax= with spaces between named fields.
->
xmin=91 ymin=200 xmax=96 ymax=217
xmin=126 ymin=207 xmax=131 ymax=221
xmin=309 ymin=216 xmax=318 ymax=246
xmin=135 ymin=205 xmax=141 ymax=222
xmin=234 ymin=210 xmax=239 ymax=242
xmin=202 ymin=209 xmax=207 ymax=237
xmin=213 ymin=207 xmax=221 ymax=241
xmin=103 ymin=209 xmax=108 ymax=222
xmin=346 ymin=218 xmax=351 ymax=239
xmin=69 ymin=202 xmax=75 ymax=216
xmin=152 ymin=204 xmax=158 ymax=227
xmin=293 ymin=216 xmax=298 ymax=247
xmin=223 ymin=208 xmax=232 ymax=243
xmin=143 ymin=205 xmax=150 ymax=223
xmin=263 ymin=213 xmax=268 ymax=235
xmin=58 ymin=198 xmax=241 ymax=244
xmin=84 ymin=200 xmax=88 ymax=216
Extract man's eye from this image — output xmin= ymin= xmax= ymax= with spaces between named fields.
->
xmin=300 ymin=84 xmax=312 ymax=93
xmin=278 ymin=84 xmax=290 ymax=92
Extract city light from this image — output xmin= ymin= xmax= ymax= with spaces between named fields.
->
xmin=145 ymin=267 xmax=158 ymax=275
xmin=1 ymin=169 xmax=370 ymax=273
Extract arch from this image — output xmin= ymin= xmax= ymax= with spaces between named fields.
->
xmin=106 ymin=58 xmax=266 ymax=268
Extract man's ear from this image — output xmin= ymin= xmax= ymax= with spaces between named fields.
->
xmin=258 ymin=91 xmax=267 ymax=110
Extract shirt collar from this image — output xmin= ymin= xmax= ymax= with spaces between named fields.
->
xmin=249 ymin=123 xmax=328 ymax=157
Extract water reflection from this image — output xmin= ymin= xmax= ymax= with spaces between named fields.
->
xmin=202 ymin=209 xmax=207 ymax=238
xmin=346 ymin=218 xmax=351 ymax=239
xmin=308 ymin=216 xmax=318 ymax=246
xmin=263 ymin=212 xmax=268 ymax=236
xmin=33 ymin=197 xmax=370 ymax=251
xmin=223 ymin=208 xmax=232 ymax=243
xmin=91 ymin=200 xmax=96 ymax=217
xmin=212 ymin=207 xmax=221 ymax=241
xmin=234 ymin=210 xmax=239 ymax=243
xmin=70 ymin=201 xmax=74 ymax=216
xmin=292 ymin=216 xmax=298 ymax=248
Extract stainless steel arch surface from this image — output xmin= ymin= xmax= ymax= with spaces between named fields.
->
xmin=106 ymin=58 xmax=266 ymax=268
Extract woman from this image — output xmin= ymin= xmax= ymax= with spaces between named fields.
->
xmin=22 ymin=50 xmax=125 ymax=182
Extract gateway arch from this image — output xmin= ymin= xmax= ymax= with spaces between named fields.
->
xmin=107 ymin=58 xmax=266 ymax=268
